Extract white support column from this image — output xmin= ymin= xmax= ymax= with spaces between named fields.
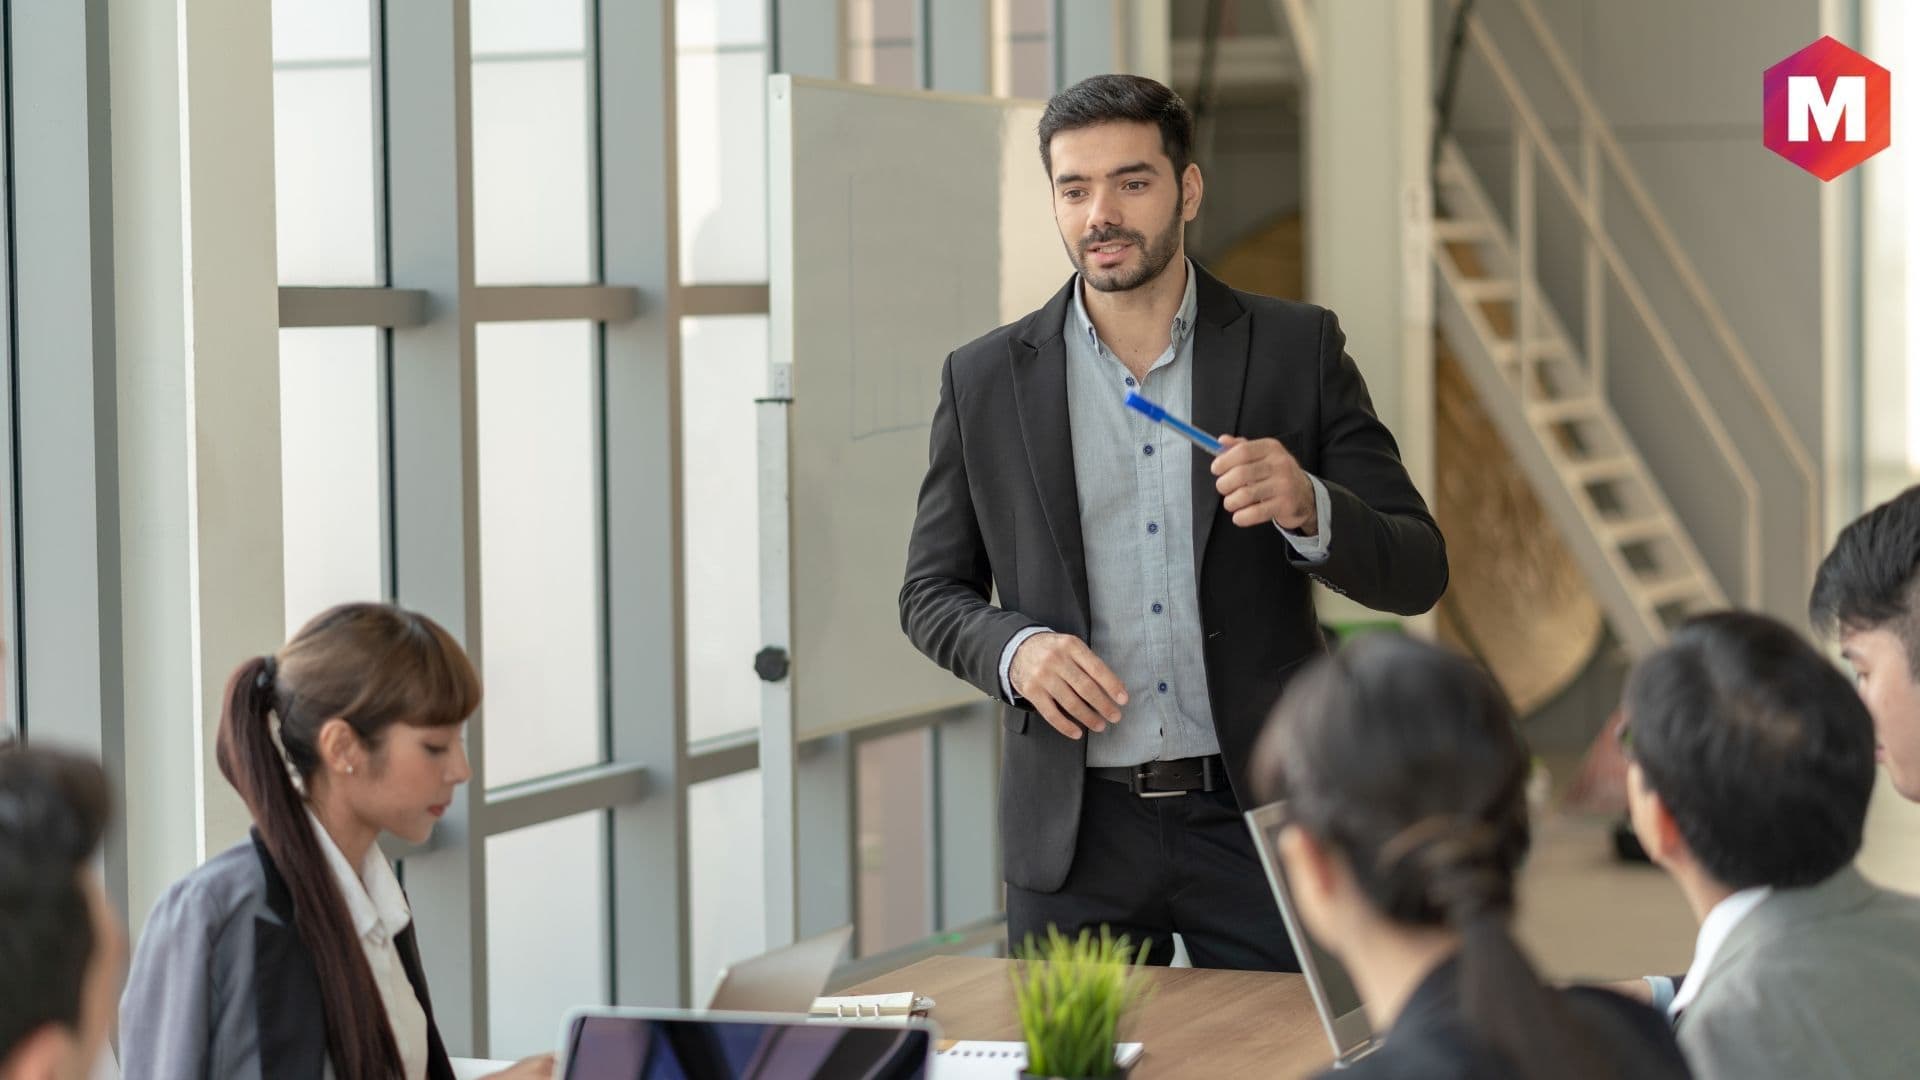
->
xmin=108 ymin=0 xmax=285 ymax=930
xmin=1305 ymin=0 xmax=1432 ymax=632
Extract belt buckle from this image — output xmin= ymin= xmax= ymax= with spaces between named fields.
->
xmin=1131 ymin=764 xmax=1186 ymax=799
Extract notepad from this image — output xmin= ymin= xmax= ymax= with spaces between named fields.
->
xmin=808 ymin=992 xmax=935 ymax=1019
xmin=932 ymin=1041 xmax=1143 ymax=1078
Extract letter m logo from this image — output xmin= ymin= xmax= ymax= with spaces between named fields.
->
xmin=1765 ymin=36 xmax=1891 ymax=181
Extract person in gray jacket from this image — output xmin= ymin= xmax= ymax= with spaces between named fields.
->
xmin=117 ymin=603 xmax=549 ymax=1080
xmin=1621 ymin=611 xmax=1920 ymax=1080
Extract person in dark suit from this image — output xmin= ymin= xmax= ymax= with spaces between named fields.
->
xmin=118 ymin=604 xmax=551 ymax=1080
xmin=1250 ymin=635 xmax=1688 ymax=1079
xmin=0 ymin=745 xmax=124 ymax=1080
xmin=899 ymin=74 xmax=1447 ymax=969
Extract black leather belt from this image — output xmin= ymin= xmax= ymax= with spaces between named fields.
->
xmin=1089 ymin=755 xmax=1227 ymax=798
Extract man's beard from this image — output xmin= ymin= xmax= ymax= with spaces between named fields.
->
xmin=1072 ymin=200 xmax=1184 ymax=293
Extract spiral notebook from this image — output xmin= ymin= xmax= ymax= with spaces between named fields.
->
xmin=808 ymin=992 xmax=936 ymax=1019
xmin=931 ymin=1041 xmax=1144 ymax=1079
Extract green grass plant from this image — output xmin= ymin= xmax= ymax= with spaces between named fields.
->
xmin=1010 ymin=927 xmax=1150 ymax=1078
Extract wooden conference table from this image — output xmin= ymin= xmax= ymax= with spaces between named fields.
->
xmin=840 ymin=956 xmax=1334 ymax=1078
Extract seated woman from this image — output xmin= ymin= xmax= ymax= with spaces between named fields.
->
xmin=1250 ymin=634 xmax=1688 ymax=1080
xmin=119 ymin=603 xmax=549 ymax=1080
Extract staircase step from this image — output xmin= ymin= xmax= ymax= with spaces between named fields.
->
xmin=1434 ymin=219 xmax=1493 ymax=243
xmin=1525 ymin=398 xmax=1599 ymax=425
xmin=1456 ymin=278 xmax=1518 ymax=302
xmin=1606 ymin=515 xmax=1672 ymax=546
xmin=1491 ymin=338 xmax=1569 ymax=366
xmin=1637 ymin=573 xmax=1706 ymax=608
xmin=1565 ymin=455 xmax=1636 ymax=485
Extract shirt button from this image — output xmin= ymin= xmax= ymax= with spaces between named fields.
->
xmin=1125 ymin=376 xmax=1136 ymax=387
xmin=1152 ymin=602 xmax=1163 ymax=614
xmin=1146 ymin=522 xmax=1159 ymax=535
xmin=1157 ymin=681 xmax=1169 ymax=693
xmin=1143 ymin=445 xmax=1154 ymax=456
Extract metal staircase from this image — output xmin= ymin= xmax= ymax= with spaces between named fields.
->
xmin=1431 ymin=138 xmax=1723 ymax=656
xmin=1275 ymin=0 xmax=1818 ymax=659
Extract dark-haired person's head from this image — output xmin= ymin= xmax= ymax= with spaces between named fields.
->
xmin=0 ymin=746 xmax=122 ymax=1080
xmin=1251 ymin=635 xmax=1606 ymax=1079
xmin=1811 ymin=484 xmax=1920 ymax=801
xmin=1036 ymin=74 xmax=1201 ymax=295
xmin=1623 ymin=611 xmax=1875 ymax=907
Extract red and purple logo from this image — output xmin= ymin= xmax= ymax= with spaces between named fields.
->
xmin=1764 ymin=36 xmax=1891 ymax=181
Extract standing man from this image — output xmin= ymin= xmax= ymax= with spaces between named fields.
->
xmin=899 ymin=75 xmax=1448 ymax=969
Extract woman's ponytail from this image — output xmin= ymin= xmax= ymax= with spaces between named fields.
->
xmin=1400 ymin=826 xmax=1604 ymax=1080
xmin=215 ymin=653 xmax=404 ymax=1078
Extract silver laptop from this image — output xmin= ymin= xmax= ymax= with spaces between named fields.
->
xmin=556 ymin=1007 xmax=935 ymax=1079
xmin=1245 ymin=801 xmax=1376 ymax=1067
xmin=705 ymin=925 xmax=854 ymax=1014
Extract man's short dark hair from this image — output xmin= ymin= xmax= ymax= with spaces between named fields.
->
xmin=1625 ymin=612 xmax=1874 ymax=891
xmin=1037 ymin=74 xmax=1194 ymax=178
xmin=1811 ymin=483 xmax=1920 ymax=673
xmin=0 ymin=744 xmax=110 ymax=1060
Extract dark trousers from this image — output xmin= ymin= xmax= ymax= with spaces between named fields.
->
xmin=1004 ymin=774 xmax=1299 ymax=971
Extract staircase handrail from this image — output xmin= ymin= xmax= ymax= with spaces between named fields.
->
xmin=1457 ymin=14 xmax=1762 ymax=603
xmin=1498 ymin=0 xmax=1820 ymax=589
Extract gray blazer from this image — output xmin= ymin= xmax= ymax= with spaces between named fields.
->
xmin=1679 ymin=865 xmax=1920 ymax=1079
xmin=118 ymin=831 xmax=454 ymax=1080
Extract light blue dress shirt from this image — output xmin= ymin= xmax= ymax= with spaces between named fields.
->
xmin=996 ymin=261 xmax=1332 ymax=766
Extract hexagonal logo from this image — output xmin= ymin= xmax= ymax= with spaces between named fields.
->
xmin=1764 ymin=36 xmax=1891 ymax=182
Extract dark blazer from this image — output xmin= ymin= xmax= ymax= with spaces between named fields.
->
xmin=119 ymin=830 xmax=456 ymax=1080
xmin=900 ymin=266 xmax=1448 ymax=892
xmin=1335 ymin=957 xmax=1690 ymax=1079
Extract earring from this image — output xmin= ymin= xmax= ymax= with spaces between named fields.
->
xmin=346 ymin=764 xmax=356 ymax=775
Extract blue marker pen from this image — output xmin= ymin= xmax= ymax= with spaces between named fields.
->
xmin=1123 ymin=390 xmax=1225 ymax=456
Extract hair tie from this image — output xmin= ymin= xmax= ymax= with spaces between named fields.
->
xmin=256 ymin=654 xmax=278 ymax=691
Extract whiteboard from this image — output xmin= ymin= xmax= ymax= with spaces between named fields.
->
xmin=766 ymin=75 xmax=1070 ymax=736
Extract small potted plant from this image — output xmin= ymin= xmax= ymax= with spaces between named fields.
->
xmin=1010 ymin=927 xmax=1150 ymax=1080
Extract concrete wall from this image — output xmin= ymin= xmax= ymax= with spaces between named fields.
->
xmin=1188 ymin=99 xmax=1304 ymax=267
xmin=1440 ymin=0 xmax=1826 ymax=628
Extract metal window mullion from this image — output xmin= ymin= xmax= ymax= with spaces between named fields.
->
xmin=600 ymin=0 xmax=689 ymax=1007
xmin=279 ymin=285 xmax=430 ymax=328
xmin=382 ymin=0 xmax=489 ymax=1053
xmin=468 ymin=283 xmax=640 ymax=323
xmin=7 ymin=0 xmax=128 ymax=910
xmin=483 ymin=760 xmax=650 ymax=837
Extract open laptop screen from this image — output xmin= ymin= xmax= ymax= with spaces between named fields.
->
xmin=1244 ymin=802 xmax=1372 ymax=1062
xmin=560 ymin=1013 xmax=932 ymax=1080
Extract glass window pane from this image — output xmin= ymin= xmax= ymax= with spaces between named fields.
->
xmin=677 ymin=0 xmax=767 ymax=50
xmin=857 ymin=730 xmax=933 ymax=955
xmin=272 ymin=0 xmax=370 ymax=63
xmin=472 ymin=0 xmax=588 ymax=53
xmin=993 ymin=0 xmax=1051 ymax=99
xmin=676 ymin=15 xmax=769 ymax=283
xmin=487 ymin=812 xmax=608 ymax=1058
xmin=472 ymin=3 xmax=594 ymax=284
xmin=272 ymin=0 xmax=378 ymax=284
xmin=689 ymin=770 xmax=765 ymax=1004
xmin=846 ymin=0 xmax=919 ymax=89
xmin=279 ymin=328 xmax=384 ymax=636
xmin=682 ymin=315 xmax=766 ymax=742
xmin=477 ymin=321 xmax=603 ymax=788
xmin=1009 ymin=39 xmax=1051 ymax=100
xmin=1005 ymin=0 xmax=1048 ymax=36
